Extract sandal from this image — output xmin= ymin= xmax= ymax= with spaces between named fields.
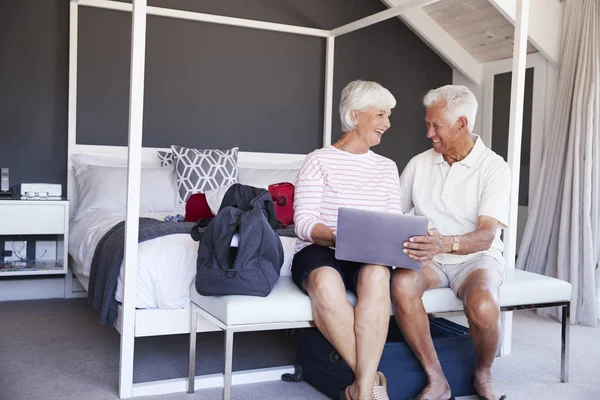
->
xmin=376 ymin=371 xmax=387 ymax=388
xmin=477 ymin=395 xmax=507 ymax=400
xmin=373 ymin=371 xmax=389 ymax=400
xmin=343 ymin=373 xmax=390 ymax=400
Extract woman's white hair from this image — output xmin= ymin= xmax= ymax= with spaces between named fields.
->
xmin=423 ymin=85 xmax=478 ymax=131
xmin=339 ymin=80 xmax=396 ymax=133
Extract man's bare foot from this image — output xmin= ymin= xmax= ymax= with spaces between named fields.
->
xmin=411 ymin=380 xmax=452 ymax=400
xmin=474 ymin=369 xmax=501 ymax=400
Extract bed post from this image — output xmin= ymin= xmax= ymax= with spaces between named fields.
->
xmin=323 ymin=36 xmax=335 ymax=147
xmin=65 ymin=0 xmax=79 ymax=300
xmin=499 ymin=0 xmax=530 ymax=357
xmin=118 ymin=0 xmax=148 ymax=398
xmin=67 ymin=0 xmax=78 ymax=209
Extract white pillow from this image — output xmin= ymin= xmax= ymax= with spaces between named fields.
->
xmin=72 ymin=153 xmax=160 ymax=168
xmin=237 ymin=166 xmax=299 ymax=189
xmin=73 ymin=165 xmax=179 ymax=221
xmin=204 ymin=165 xmax=299 ymax=214
xmin=204 ymin=184 xmax=234 ymax=216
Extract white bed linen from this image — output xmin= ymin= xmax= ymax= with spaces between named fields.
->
xmin=69 ymin=210 xmax=297 ymax=310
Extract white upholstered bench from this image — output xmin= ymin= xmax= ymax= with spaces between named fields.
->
xmin=187 ymin=269 xmax=572 ymax=400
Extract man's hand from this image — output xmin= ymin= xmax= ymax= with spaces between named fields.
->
xmin=403 ymin=228 xmax=446 ymax=263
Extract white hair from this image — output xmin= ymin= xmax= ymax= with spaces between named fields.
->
xmin=423 ymin=85 xmax=478 ymax=131
xmin=339 ymin=80 xmax=396 ymax=133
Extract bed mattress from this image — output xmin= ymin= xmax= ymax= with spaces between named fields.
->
xmin=68 ymin=210 xmax=297 ymax=309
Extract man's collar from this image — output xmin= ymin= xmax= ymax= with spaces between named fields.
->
xmin=433 ymin=134 xmax=484 ymax=167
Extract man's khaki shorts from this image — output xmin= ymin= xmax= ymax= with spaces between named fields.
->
xmin=427 ymin=254 xmax=504 ymax=297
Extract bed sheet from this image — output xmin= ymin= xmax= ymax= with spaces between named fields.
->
xmin=68 ymin=210 xmax=297 ymax=309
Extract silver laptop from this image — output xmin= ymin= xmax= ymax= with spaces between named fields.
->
xmin=335 ymin=207 xmax=429 ymax=270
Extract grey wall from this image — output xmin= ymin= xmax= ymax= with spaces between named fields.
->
xmin=0 ymin=0 xmax=69 ymax=194
xmin=1 ymin=0 xmax=451 ymax=194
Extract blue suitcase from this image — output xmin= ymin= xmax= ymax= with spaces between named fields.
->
xmin=288 ymin=318 xmax=476 ymax=400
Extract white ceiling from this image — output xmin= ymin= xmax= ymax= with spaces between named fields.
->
xmin=423 ymin=0 xmax=537 ymax=63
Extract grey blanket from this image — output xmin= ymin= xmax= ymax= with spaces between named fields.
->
xmin=88 ymin=218 xmax=297 ymax=326
xmin=88 ymin=218 xmax=196 ymax=326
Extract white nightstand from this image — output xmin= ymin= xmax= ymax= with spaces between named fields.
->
xmin=0 ymin=199 xmax=69 ymax=277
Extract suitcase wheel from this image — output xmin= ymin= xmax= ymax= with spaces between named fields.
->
xmin=329 ymin=350 xmax=343 ymax=363
xmin=281 ymin=365 xmax=303 ymax=382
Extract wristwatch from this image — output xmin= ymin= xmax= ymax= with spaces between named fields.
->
xmin=451 ymin=235 xmax=460 ymax=253
xmin=331 ymin=231 xmax=337 ymax=247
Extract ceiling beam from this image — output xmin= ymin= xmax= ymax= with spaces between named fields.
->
xmin=381 ymin=0 xmax=483 ymax=84
xmin=488 ymin=0 xmax=564 ymax=65
xmin=331 ymin=0 xmax=440 ymax=37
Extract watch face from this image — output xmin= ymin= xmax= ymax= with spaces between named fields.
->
xmin=452 ymin=237 xmax=459 ymax=251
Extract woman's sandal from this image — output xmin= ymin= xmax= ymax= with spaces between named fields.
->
xmin=477 ymin=395 xmax=507 ymax=400
xmin=372 ymin=371 xmax=389 ymax=400
xmin=342 ymin=372 xmax=390 ymax=400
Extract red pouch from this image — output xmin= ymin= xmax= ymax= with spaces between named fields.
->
xmin=185 ymin=193 xmax=215 ymax=222
xmin=268 ymin=182 xmax=295 ymax=227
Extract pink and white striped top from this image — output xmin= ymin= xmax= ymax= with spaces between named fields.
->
xmin=294 ymin=145 xmax=403 ymax=252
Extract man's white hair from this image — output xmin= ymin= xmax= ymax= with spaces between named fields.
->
xmin=339 ymin=80 xmax=396 ymax=133
xmin=423 ymin=85 xmax=478 ymax=131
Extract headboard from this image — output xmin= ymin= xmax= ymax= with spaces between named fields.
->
xmin=67 ymin=144 xmax=306 ymax=219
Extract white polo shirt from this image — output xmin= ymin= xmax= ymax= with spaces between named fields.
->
xmin=400 ymin=135 xmax=511 ymax=265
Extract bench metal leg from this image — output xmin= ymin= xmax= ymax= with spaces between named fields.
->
xmin=223 ymin=329 xmax=234 ymax=400
xmin=561 ymin=303 xmax=570 ymax=383
xmin=187 ymin=307 xmax=198 ymax=394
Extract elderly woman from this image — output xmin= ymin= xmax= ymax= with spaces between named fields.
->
xmin=292 ymin=80 xmax=401 ymax=400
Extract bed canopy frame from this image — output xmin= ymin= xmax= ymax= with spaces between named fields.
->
xmin=67 ymin=0 xmax=532 ymax=397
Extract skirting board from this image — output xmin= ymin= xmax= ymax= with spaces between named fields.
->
xmin=133 ymin=366 xmax=295 ymax=397
xmin=0 ymin=277 xmax=66 ymax=301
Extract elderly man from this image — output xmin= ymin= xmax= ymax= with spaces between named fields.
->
xmin=393 ymin=85 xmax=510 ymax=400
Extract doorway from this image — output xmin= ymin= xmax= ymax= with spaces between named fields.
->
xmin=481 ymin=52 xmax=547 ymax=254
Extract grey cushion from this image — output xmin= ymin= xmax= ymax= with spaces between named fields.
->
xmin=157 ymin=150 xmax=173 ymax=167
xmin=170 ymin=145 xmax=238 ymax=202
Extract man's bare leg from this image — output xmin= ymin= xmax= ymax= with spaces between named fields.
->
xmin=457 ymin=269 xmax=503 ymax=400
xmin=392 ymin=266 xmax=452 ymax=400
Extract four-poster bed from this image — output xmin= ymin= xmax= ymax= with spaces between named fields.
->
xmin=65 ymin=0 xmax=571 ymax=398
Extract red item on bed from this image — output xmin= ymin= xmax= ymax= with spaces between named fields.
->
xmin=185 ymin=193 xmax=215 ymax=222
xmin=268 ymin=182 xmax=295 ymax=227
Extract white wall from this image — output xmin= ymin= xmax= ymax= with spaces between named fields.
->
xmin=452 ymin=69 xmax=484 ymax=137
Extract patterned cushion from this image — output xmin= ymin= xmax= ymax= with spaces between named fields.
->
xmin=157 ymin=150 xmax=173 ymax=167
xmin=170 ymin=145 xmax=238 ymax=202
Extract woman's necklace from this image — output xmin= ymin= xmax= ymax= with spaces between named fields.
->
xmin=337 ymin=139 xmax=347 ymax=152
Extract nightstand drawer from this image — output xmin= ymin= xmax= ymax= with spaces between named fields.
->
xmin=0 ymin=203 xmax=66 ymax=235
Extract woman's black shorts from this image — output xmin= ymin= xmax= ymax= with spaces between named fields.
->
xmin=291 ymin=244 xmax=367 ymax=294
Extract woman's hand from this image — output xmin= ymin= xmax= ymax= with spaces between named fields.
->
xmin=402 ymin=228 xmax=447 ymax=263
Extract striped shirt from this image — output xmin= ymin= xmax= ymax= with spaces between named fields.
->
xmin=294 ymin=145 xmax=403 ymax=252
